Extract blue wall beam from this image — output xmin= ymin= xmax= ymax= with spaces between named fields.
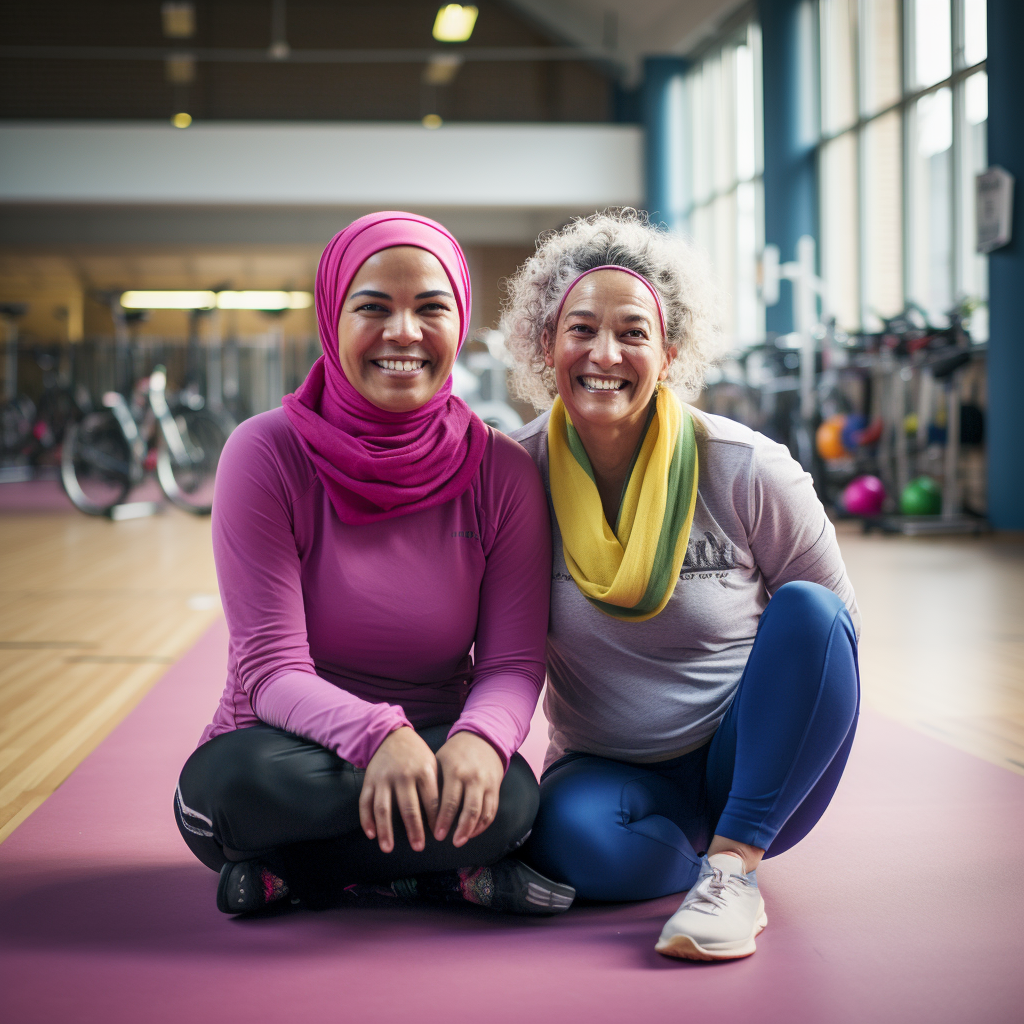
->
xmin=986 ymin=0 xmax=1024 ymax=529
xmin=642 ymin=56 xmax=688 ymax=230
xmin=759 ymin=0 xmax=818 ymax=336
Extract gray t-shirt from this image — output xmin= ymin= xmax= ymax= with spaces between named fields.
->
xmin=511 ymin=408 xmax=861 ymax=770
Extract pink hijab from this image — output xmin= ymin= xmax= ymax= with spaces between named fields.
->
xmin=282 ymin=212 xmax=487 ymax=525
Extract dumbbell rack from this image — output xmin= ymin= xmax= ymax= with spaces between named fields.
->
xmin=871 ymin=347 xmax=989 ymax=536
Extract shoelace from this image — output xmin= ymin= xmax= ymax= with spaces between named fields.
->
xmin=685 ymin=866 xmax=752 ymax=915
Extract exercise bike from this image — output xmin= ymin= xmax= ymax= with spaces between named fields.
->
xmin=61 ymin=364 xmax=229 ymax=518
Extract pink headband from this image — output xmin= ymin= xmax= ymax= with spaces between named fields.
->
xmin=553 ymin=265 xmax=667 ymax=339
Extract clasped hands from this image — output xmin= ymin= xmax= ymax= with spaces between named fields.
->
xmin=358 ymin=727 xmax=504 ymax=854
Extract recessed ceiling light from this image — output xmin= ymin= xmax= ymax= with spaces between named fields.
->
xmin=432 ymin=5 xmax=478 ymax=43
xmin=161 ymin=2 xmax=195 ymax=39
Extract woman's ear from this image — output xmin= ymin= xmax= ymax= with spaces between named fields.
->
xmin=659 ymin=344 xmax=678 ymax=380
xmin=541 ymin=328 xmax=555 ymax=369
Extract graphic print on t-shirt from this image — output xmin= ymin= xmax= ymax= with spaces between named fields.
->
xmin=551 ymin=530 xmax=736 ymax=583
xmin=681 ymin=530 xmax=735 ymax=575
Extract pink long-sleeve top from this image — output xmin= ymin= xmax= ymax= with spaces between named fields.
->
xmin=199 ymin=407 xmax=552 ymax=771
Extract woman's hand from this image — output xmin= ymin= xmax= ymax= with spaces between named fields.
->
xmin=433 ymin=731 xmax=504 ymax=848
xmin=359 ymin=727 xmax=440 ymax=854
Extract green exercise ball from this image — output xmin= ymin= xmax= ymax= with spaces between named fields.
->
xmin=900 ymin=475 xmax=942 ymax=516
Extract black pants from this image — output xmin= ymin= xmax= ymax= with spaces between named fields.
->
xmin=175 ymin=724 xmax=540 ymax=906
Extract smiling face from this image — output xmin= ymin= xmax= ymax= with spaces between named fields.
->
xmin=337 ymin=246 xmax=461 ymax=413
xmin=544 ymin=269 xmax=676 ymax=432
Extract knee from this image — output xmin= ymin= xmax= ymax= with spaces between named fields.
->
xmin=179 ymin=726 xmax=313 ymax=815
xmin=491 ymin=754 xmax=540 ymax=847
xmin=761 ymin=583 xmax=859 ymax=720
xmin=534 ymin=787 xmax=617 ymax=875
xmin=528 ymin=810 xmax=696 ymax=902
xmin=528 ymin=770 xmax=695 ymax=900
xmin=526 ymin=780 xmax=614 ymax=889
xmin=771 ymin=580 xmax=843 ymax=618
xmin=768 ymin=582 xmax=856 ymax=649
xmin=181 ymin=743 xmax=262 ymax=816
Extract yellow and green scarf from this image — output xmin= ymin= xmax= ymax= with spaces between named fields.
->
xmin=547 ymin=388 xmax=698 ymax=621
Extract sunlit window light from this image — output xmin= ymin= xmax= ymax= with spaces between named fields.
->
xmin=120 ymin=291 xmax=313 ymax=310
xmin=432 ymin=5 xmax=478 ymax=43
xmin=171 ymin=112 xmax=193 ymax=128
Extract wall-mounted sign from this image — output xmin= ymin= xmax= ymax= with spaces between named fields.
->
xmin=976 ymin=166 xmax=1014 ymax=253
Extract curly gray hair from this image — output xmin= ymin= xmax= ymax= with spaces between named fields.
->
xmin=500 ymin=209 xmax=723 ymax=410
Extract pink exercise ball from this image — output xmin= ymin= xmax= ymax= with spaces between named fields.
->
xmin=842 ymin=475 xmax=886 ymax=517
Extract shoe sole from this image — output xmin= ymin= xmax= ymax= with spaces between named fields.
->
xmin=655 ymin=909 xmax=768 ymax=962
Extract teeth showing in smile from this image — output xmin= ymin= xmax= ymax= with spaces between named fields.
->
xmin=580 ymin=376 xmax=627 ymax=391
xmin=374 ymin=359 xmax=426 ymax=371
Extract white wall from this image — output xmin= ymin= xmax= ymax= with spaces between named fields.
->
xmin=0 ymin=122 xmax=643 ymax=209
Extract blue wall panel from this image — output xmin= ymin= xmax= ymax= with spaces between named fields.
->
xmin=642 ymin=56 xmax=688 ymax=229
xmin=759 ymin=0 xmax=818 ymax=336
xmin=986 ymin=0 xmax=1024 ymax=529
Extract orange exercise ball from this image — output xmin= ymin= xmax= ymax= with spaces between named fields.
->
xmin=816 ymin=415 xmax=849 ymax=460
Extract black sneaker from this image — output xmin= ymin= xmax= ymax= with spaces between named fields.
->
xmin=216 ymin=859 xmax=289 ymax=915
xmin=482 ymin=859 xmax=575 ymax=916
xmin=392 ymin=859 xmax=576 ymax=916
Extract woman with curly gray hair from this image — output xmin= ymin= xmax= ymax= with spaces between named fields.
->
xmin=505 ymin=210 xmax=862 ymax=961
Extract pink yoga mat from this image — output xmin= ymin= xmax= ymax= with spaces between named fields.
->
xmin=1 ymin=619 xmax=1022 ymax=1024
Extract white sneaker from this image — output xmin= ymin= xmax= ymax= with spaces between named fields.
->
xmin=654 ymin=853 xmax=767 ymax=961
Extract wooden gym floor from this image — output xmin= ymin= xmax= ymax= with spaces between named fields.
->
xmin=1 ymin=500 xmax=1022 ymax=843
xmin=0 ymin=505 xmax=220 ymax=843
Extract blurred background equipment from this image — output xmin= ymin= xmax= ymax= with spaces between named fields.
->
xmin=61 ymin=361 xmax=230 ymax=518
xmin=841 ymin=475 xmax=886 ymax=518
xmin=0 ymin=0 xmax=1016 ymax=533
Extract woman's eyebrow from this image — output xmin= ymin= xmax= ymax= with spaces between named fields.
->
xmin=349 ymin=289 xmax=391 ymax=300
xmin=415 ymin=289 xmax=454 ymax=299
xmin=622 ymin=313 xmax=652 ymax=325
xmin=564 ymin=308 xmax=596 ymax=319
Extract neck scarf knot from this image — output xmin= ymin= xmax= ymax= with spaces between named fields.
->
xmin=282 ymin=212 xmax=487 ymax=525
xmin=547 ymin=386 xmax=699 ymax=622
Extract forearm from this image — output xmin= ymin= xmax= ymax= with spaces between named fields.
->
xmin=448 ymin=672 xmax=543 ymax=771
xmin=250 ymin=669 xmax=412 ymax=769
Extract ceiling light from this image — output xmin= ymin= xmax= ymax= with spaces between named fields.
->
xmin=121 ymin=291 xmax=214 ymax=309
xmin=161 ymin=2 xmax=195 ymax=38
xmin=171 ymin=112 xmax=192 ymax=128
xmin=423 ymin=54 xmax=463 ymax=85
xmin=432 ymin=5 xmax=478 ymax=43
xmin=215 ymin=291 xmax=313 ymax=310
xmin=119 ymin=291 xmax=313 ymax=310
xmin=422 ymin=114 xmax=444 ymax=129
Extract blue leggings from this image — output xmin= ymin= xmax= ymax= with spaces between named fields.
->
xmin=523 ymin=581 xmax=860 ymax=901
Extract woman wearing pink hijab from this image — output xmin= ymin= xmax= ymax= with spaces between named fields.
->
xmin=174 ymin=212 xmax=574 ymax=917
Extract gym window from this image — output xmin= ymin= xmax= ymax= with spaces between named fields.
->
xmin=677 ymin=21 xmax=766 ymax=347
xmin=817 ymin=0 xmax=989 ymax=338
